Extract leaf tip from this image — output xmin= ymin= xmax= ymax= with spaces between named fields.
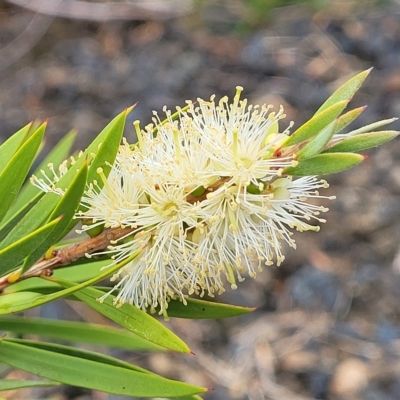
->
xmin=126 ymin=103 xmax=138 ymax=114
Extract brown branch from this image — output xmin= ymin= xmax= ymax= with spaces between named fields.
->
xmin=56 ymin=226 xmax=133 ymax=264
xmin=0 ymin=226 xmax=133 ymax=292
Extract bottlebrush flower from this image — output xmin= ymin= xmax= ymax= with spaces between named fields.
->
xmin=73 ymin=87 xmax=333 ymax=314
xmin=28 ymin=71 xmax=400 ymax=315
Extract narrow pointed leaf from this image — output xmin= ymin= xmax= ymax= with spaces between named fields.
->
xmin=346 ymin=117 xmax=398 ymax=136
xmin=1 ymin=108 xmax=130 ymax=249
xmin=315 ymin=68 xmax=371 ymax=115
xmin=297 ymin=121 xmax=336 ymax=160
xmin=0 ymin=123 xmax=32 ymax=172
xmin=283 ymin=153 xmax=364 ymax=176
xmin=9 ymin=340 xmax=204 ymax=400
xmin=0 ymin=217 xmax=61 ymax=276
xmin=0 ymin=291 xmax=48 ymax=313
xmin=59 ymin=282 xmax=190 ymax=353
xmin=21 ymin=162 xmax=88 ymax=273
xmin=0 ymin=123 xmax=45 ymax=224
xmin=323 ymin=131 xmax=399 ymax=153
xmin=86 ymin=287 xmax=255 ymax=320
xmin=0 ymin=379 xmax=59 ymax=391
xmin=0 ymin=339 xmax=206 ymax=397
xmin=84 ymin=107 xmax=134 ymax=185
xmin=0 ymin=316 xmax=162 ymax=351
xmin=166 ymin=298 xmax=255 ymax=319
xmin=334 ymin=106 xmax=366 ymax=134
xmin=3 ymin=259 xmax=110 ymax=294
xmin=284 ymin=101 xmax=348 ymax=147
xmin=0 ymin=255 xmax=134 ymax=314
xmin=16 ymin=339 xmax=149 ymax=373
xmin=6 ymin=131 xmax=76 ymax=219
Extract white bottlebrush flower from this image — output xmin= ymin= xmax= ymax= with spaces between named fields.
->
xmin=76 ymin=88 xmax=333 ymax=313
xmin=34 ymin=87 xmax=334 ymax=314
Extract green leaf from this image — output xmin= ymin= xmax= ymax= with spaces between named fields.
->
xmin=315 ymin=68 xmax=371 ymax=115
xmin=0 ymin=123 xmax=45 ymax=224
xmin=0 ymin=379 xmax=59 ymax=391
xmin=0 ymin=123 xmax=32 ymax=172
xmin=6 ymin=131 xmax=76 ymax=219
xmin=346 ymin=117 xmax=398 ymax=136
xmin=283 ymin=101 xmax=348 ymax=147
xmin=14 ymin=338 xmax=149 ymax=373
xmin=297 ymin=121 xmax=336 ymax=160
xmin=0 ymin=339 xmax=206 ymax=397
xmin=0 ymin=252 xmax=136 ymax=314
xmin=89 ymin=287 xmax=255 ymax=320
xmin=3 ymin=259 xmax=110 ymax=294
xmin=323 ymin=131 xmax=399 ymax=153
xmin=1 ymin=108 xmax=130 ymax=249
xmin=21 ymin=162 xmax=88 ymax=273
xmin=166 ymin=298 xmax=255 ymax=319
xmin=0 ymin=316 xmax=162 ymax=351
xmin=334 ymin=106 xmax=366 ymax=134
xmin=283 ymin=153 xmax=364 ymax=176
xmin=0 ymin=195 xmax=40 ymax=243
xmin=0 ymin=217 xmax=61 ymax=277
xmin=85 ymin=107 xmax=132 ymax=184
xmin=0 ymin=291 xmax=44 ymax=313
xmin=60 ymin=283 xmax=191 ymax=353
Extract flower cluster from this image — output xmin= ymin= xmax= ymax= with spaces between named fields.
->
xmin=62 ymin=87 xmax=332 ymax=314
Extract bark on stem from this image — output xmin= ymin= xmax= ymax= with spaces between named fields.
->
xmin=0 ymin=226 xmax=133 ymax=292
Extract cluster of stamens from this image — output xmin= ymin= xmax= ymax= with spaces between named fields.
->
xmin=33 ymin=87 xmax=333 ymax=315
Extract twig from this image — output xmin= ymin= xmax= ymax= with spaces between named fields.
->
xmin=0 ymin=226 xmax=132 ymax=292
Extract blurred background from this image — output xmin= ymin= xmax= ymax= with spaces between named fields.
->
xmin=2 ymin=0 xmax=400 ymax=399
